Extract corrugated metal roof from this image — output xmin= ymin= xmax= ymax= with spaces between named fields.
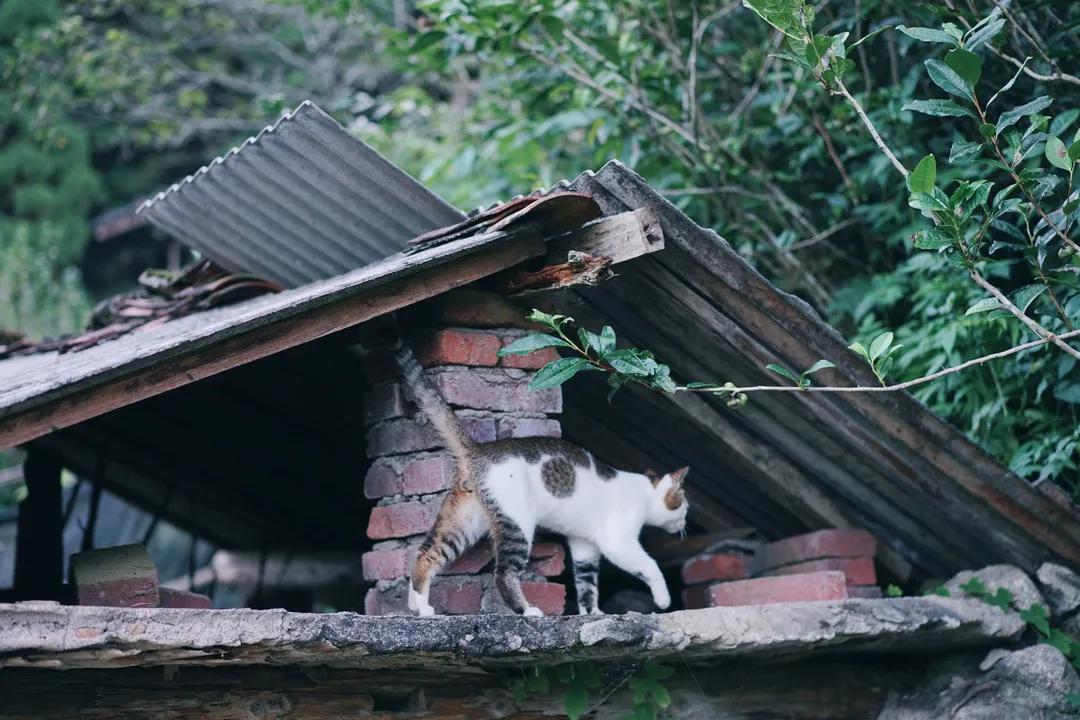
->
xmin=137 ymin=101 xmax=465 ymax=288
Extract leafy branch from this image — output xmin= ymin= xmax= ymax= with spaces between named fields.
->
xmin=503 ymin=310 xmax=1080 ymax=403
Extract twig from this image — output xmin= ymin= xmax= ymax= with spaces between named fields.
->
xmin=676 ymin=327 xmax=1080 ymax=394
xmin=811 ymin=112 xmax=855 ymax=191
xmin=970 ymin=269 xmax=1080 ymax=360
xmin=786 ymin=217 xmax=861 ymax=251
xmin=989 ymin=46 xmax=1080 ymax=87
xmin=832 ymin=78 xmax=908 ymax=178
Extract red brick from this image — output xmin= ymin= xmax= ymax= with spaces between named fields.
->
xmin=415 ymin=329 xmax=501 ymax=367
xmin=366 ymin=415 xmax=496 ymax=457
xmin=681 ymin=554 xmax=748 ymax=586
xmin=497 ymin=417 xmax=561 ymax=439
xmin=364 ymin=461 xmax=402 ymax=498
xmin=762 ymin=557 xmax=876 ymax=586
xmin=72 ymin=544 xmax=160 ymax=608
xmin=158 ymin=587 xmax=212 ymax=609
xmin=401 ymin=453 xmax=456 ymax=495
xmin=499 ymin=336 xmax=561 ymax=370
xmin=754 ymin=529 xmax=876 ymax=572
xmin=363 ymin=383 xmax=408 ymax=425
xmin=529 ymin=543 xmax=566 ymax=577
xmin=445 ymin=544 xmax=493 ymax=574
xmin=430 ymin=369 xmax=562 ymax=413
xmin=682 ymin=571 xmax=848 ymax=609
xmin=362 ymin=547 xmax=410 ymax=580
xmin=522 ymin=581 xmax=566 ymax=615
xmin=430 ymin=578 xmax=485 ymax=614
xmin=367 ymin=500 xmax=439 ymax=540
xmin=848 ymin=586 xmax=884 ymax=599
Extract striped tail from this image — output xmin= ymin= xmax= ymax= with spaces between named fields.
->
xmin=393 ymin=344 xmax=474 ymax=489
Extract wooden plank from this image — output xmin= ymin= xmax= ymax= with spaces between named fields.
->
xmin=544 ymin=207 xmax=664 ymax=264
xmin=573 ymin=163 xmax=1080 ymax=571
xmin=0 ymin=236 xmax=545 ymax=450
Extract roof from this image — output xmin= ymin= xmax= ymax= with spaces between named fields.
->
xmin=137 ymin=102 xmax=464 ymax=288
xmin=0 ymin=223 xmax=544 ymax=452
xmin=0 ymin=597 xmax=1022 ymax=670
xmin=0 ymin=155 xmax=1076 ymax=575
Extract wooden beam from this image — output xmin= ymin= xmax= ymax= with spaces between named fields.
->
xmin=0 ymin=237 xmax=545 ymax=450
xmin=14 ymin=448 xmax=64 ymax=600
xmin=544 ymin=207 xmax=664 ymax=265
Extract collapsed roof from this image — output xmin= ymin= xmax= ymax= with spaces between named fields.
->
xmin=0 ymin=103 xmax=1075 ymax=580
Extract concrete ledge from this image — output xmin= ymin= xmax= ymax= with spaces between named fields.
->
xmin=0 ymin=598 xmax=1023 ymax=671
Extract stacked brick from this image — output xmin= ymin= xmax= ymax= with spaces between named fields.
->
xmin=361 ymin=292 xmax=569 ymax=615
xmin=682 ymin=529 xmax=881 ymax=609
xmin=71 ymin=544 xmax=212 ymax=609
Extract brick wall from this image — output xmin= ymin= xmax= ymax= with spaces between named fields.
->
xmin=360 ymin=292 xmax=568 ymax=615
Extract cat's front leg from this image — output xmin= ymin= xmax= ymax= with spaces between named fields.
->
xmin=603 ymin=542 xmax=670 ymax=611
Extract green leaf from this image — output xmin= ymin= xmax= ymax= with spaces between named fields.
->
xmin=539 ymin=15 xmax=564 ymax=39
xmin=498 ymin=333 xmax=572 ymax=356
xmin=598 ymin=326 xmax=616 ymax=354
xmin=997 ymin=96 xmax=1054 ymax=135
xmin=1019 ymin=603 xmax=1051 ymax=636
xmin=686 ymin=382 xmax=723 ymax=390
xmin=411 ymin=31 xmax=446 ymax=53
xmin=1046 ymin=135 xmax=1072 ymax=171
xmin=902 ymin=99 xmax=971 ymax=118
xmin=984 ymin=587 xmax=1014 ymax=610
xmin=529 ymin=358 xmax=598 ymax=390
xmin=886 ymin=584 xmax=903 ymax=597
xmin=849 ymin=24 xmax=892 ymax=50
xmin=605 ymin=349 xmax=653 ymax=377
xmin=897 ymin=26 xmax=956 ymax=44
xmin=848 ymin=341 xmax=870 ymax=360
xmin=913 ymin=229 xmax=951 ymax=250
xmin=908 ymin=154 xmax=937 ymax=193
xmin=965 ymin=297 xmax=1000 ymax=315
xmin=1051 ymin=109 xmax=1080 ymax=136
xmin=741 ymin=0 xmax=813 ymax=40
xmin=1067 ymin=692 xmax=1080 ymax=708
xmin=803 ymin=359 xmax=836 ymax=376
xmin=964 ymin=16 xmax=1005 ymax=50
xmin=564 ymin=685 xmax=589 ymax=720
xmin=1069 ymin=140 xmax=1080 ymax=163
xmin=766 ymin=363 xmax=800 ymax=384
xmin=959 ymin=576 xmax=988 ymax=596
xmin=944 ymin=48 xmax=981 ymax=88
xmin=526 ymin=309 xmax=571 ymax=329
xmin=869 ymin=331 xmax=894 ymax=360
xmin=924 ymin=58 xmax=972 ymax=99
xmin=1046 ymin=629 xmax=1074 ymax=655
xmin=979 ymin=123 xmax=997 ymax=140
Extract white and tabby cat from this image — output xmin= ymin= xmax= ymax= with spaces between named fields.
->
xmin=395 ymin=345 xmax=690 ymax=617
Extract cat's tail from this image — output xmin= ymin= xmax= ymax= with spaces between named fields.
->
xmin=393 ymin=344 xmax=474 ymax=488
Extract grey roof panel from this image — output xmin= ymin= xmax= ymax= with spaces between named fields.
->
xmin=138 ymin=101 xmax=464 ymax=288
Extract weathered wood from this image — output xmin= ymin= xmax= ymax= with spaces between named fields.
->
xmin=13 ymin=448 xmax=63 ymax=601
xmin=0 ymin=233 xmax=546 ymax=450
xmin=568 ymin=161 xmax=1080 ymax=574
xmin=501 ymin=252 xmax=613 ymax=294
xmin=0 ymin=660 xmax=914 ymax=720
xmin=543 ymin=207 xmax=664 ymax=265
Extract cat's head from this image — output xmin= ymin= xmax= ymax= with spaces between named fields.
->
xmin=649 ymin=466 xmax=689 ymax=533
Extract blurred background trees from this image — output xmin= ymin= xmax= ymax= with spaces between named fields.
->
xmin=2 ymin=0 xmax=1079 ymax=496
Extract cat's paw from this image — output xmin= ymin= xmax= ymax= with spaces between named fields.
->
xmin=523 ymin=606 xmax=544 ymax=617
xmin=652 ymin=587 xmax=671 ymax=610
xmin=408 ymin=588 xmax=435 ymax=617
xmin=416 ymin=604 xmax=436 ymax=617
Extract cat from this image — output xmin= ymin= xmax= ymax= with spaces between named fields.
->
xmin=394 ymin=344 xmax=690 ymax=617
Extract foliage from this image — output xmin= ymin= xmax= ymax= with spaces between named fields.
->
xmin=509 ymin=661 xmax=675 ymax=720
xmin=946 ymin=577 xmax=1080 ymax=673
xmin=404 ymin=0 xmax=1080 ymax=498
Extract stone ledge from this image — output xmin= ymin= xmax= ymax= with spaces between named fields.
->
xmin=0 ymin=598 xmax=1023 ymax=671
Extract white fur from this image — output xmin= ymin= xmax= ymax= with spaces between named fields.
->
xmin=481 ymin=455 xmax=686 ymax=614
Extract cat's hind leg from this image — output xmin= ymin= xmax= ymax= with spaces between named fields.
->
xmin=409 ymin=488 xmax=486 ymax=616
xmin=490 ymin=513 xmax=541 ymax=616
xmin=568 ymin=538 xmax=602 ymax=615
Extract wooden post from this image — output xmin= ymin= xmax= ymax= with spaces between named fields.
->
xmin=14 ymin=448 xmax=64 ymax=601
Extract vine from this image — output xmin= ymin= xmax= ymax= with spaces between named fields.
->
xmin=509 ymin=661 xmax=675 ymax=720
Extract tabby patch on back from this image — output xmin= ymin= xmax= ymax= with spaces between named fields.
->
xmin=394 ymin=345 xmax=690 ymax=617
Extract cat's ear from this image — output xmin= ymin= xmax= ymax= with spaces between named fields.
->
xmin=668 ymin=466 xmax=690 ymax=487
